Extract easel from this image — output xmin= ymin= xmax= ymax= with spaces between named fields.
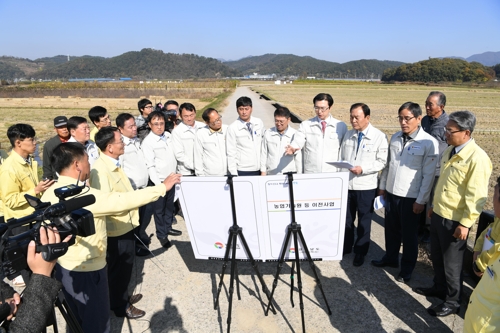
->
xmin=264 ymin=172 xmax=332 ymax=333
xmin=213 ymin=175 xmax=276 ymax=333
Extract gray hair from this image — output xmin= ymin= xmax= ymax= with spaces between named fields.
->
xmin=428 ymin=91 xmax=446 ymax=107
xmin=449 ymin=111 xmax=476 ymax=133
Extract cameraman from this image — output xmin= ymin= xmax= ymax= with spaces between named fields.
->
xmin=135 ymin=99 xmax=153 ymax=141
xmin=1 ymin=226 xmax=72 ymax=333
xmin=41 ymin=143 xmax=180 ymax=333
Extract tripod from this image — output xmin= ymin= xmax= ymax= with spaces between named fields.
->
xmin=48 ymin=290 xmax=84 ymax=333
xmin=214 ymin=175 xmax=276 ymax=333
xmin=264 ymin=172 xmax=332 ymax=333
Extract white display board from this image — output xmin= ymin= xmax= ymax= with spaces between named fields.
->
xmin=176 ymin=173 xmax=348 ymax=261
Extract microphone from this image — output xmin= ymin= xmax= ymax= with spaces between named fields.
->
xmin=44 ymin=195 xmax=96 ymax=218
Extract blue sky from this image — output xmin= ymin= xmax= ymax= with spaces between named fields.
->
xmin=0 ymin=0 xmax=498 ymax=64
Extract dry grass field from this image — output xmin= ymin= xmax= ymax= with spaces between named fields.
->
xmin=253 ymin=82 xmax=500 ymax=210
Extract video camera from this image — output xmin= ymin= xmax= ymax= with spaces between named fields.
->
xmin=0 ymin=183 xmax=96 ymax=279
xmin=155 ymin=102 xmax=179 ymax=133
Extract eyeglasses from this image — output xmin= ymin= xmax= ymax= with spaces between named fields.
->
xmin=144 ymin=105 xmax=154 ymax=109
xmin=314 ymin=106 xmax=329 ymax=112
xmin=209 ymin=116 xmax=222 ymax=126
xmin=274 ymin=119 xmax=288 ymax=125
xmin=23 ymin=137 xmax=37 ymax=143
xmin=397 ymin=116 xmax=415 ymax=122
xmin=151 ymin=122 xmax=165 ymax=127
xmin=444 ymin=127 xmax=464 ymax=134
xmin=111 ymin=138 xmax=125 ymax=145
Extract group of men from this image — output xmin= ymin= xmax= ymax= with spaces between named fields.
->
xmin=0 ymin=90 xmax=495 ymax=332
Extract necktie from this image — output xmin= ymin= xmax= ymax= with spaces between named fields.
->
xmin=449 ymin=147 xmax=456 ymax=159
xmin=246 ymin=122 xmax=253 ymax=138
xmin=321 ymin=121 xmax=326 ymax=134
xmin=357 ymin=132 xmax=364 ymax=153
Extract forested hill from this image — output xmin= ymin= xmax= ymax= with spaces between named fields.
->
xmin=0 ymin=49 xmax=240 ymax=80
xmin=381 ymin=58 xmax=496 ymax=83
xmin=224 ymin=54 xmax=404 ymax=78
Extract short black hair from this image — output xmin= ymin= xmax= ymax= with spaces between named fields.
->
xmin=51 ymin=142 xmax=86 ymax=174
xmin=165 ymin=100 xmax=179 ymax=108
xmin=274 ymin=107 xmax=291 ymax=119
xmin=138 ymin=98 xmax=152 ymax=114
xmin=350 ymin=103 xmax=371 ymax=117
xmin=236 ymin=96 xmax=252 ymax=108
xmin=7 ymin=124 xmax=36 ymax=147
xmin=116 ymin=113 xmax=135 ymax=129
xmin=67 ymin=116 xmax=88 ymax=132
xmin=147 ymin=110 xmax=166 ymax=124
xmin=202 ymin=108 xmax=218 ymax=122
xmin=398 ymin=102 xmax=422 ymax=118
xmin=179 ymin=102 xmax=196 ymax=116
xmin=313 ymin=93 xmax=334 ymax=107
xmin=95 ymin=126 xmax=120 ymax=151
xmin=88 ymin=106 xmax=107 ymax=126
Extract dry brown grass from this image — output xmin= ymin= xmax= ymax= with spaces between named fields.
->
xmin=255 ymin=83 xmax=500 ymax=210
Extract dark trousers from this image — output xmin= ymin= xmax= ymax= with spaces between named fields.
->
xmin=237 ymin=170 xmax=260 ymax=176
xmin=430 ymin=212 xmax=466 ymax=307
xmin=343 ymin=189 xmax=376 ymax=255
xmin=153 ymin=186 xmax=175 ymax=240
xmin=55 ymin=265 xmax=110 ymax=333
xmin=135 ymin=202 xmax=154 ymax=246
xmin=107 ymin=230 xmax=135 ymax=316
xmin=383 ymin=192 xmax=421 ymax=278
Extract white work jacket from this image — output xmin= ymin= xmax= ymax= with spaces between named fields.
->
xmin=141 ymin=131 xmax=177 ymax=185
xmin=340 ymin=123 xmax=388 ymax=190
xmin=379 ymin=127 xmax=438 ymax=204
xmin=292 ymin=115 xmax=347 ymax=173
xmin=194 ymin=125 xmax=228 ymax=176
xmin=172 ymin=121 xmax=206 ymax=175
xmin=260 ymin=126 xmax=302 ymax=175
xmin=226 ymin=117 xmax=265 ymax=175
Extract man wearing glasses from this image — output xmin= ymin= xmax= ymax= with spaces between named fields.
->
xmin=226 ymin=96 xmax=265 ymax=176
xmin=89 ymin=106 xmax=112 ymax=141
xmin=260 ymin=107 xmax=302 ymax=175
xmin=373 ymin=102 xmax=438 ymax=284
xmin=287 ymin=93 xmax=347 ymax=173
xmin=194 ymin=108 xmax=228 ymax=176
xmin=141 ymin=111 xmax=181 ymax=249
xmin=414 ymin=111 xmax=492 ymax=317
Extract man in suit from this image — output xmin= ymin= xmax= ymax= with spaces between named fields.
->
xmin=226 ymin=96 xmax=265 ymax=176
xmin=414 ymin=111 xmax=492 ymax=317
xmin=340 ymin=103 xmax=388 ymax=266
xmin=372 ymin=102 xmax=438 ymax=283
xmin=287 ymin=93 xmax=347 ymax=173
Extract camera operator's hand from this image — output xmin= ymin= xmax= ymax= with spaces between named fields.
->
xmin=4 ymin=293 xmax=21 ymax=320
xmin=27 ymin=226 xmax=72 ymax=277
xmin=34 ymin=179 xmax=55 ymax=195
xmin=163 ymin=173 xmax=182 ymax=191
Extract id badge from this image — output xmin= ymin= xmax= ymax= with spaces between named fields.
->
xmin=487 ymin=266 xmax=495 ymax=280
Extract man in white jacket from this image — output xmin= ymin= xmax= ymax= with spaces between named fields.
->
xmin=372 ymin=102 xmax=438 ymax=283
xmin=172 ymin=103 xmax=205 ymax=176
xmin=194 ymin=108 xmax=228 ymax=176
xmin=260 ymin=107 xmax=302 ymax=175
xmin=288 ymin=93 xmax=347 ymax=173
xmin=340 ymin=103 xmax=388 ymax=266
xmin=226 ymin=96 xmax=265 ymax=176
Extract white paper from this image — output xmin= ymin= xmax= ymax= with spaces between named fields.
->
xmin=327 ymin=161 xmax=355 ymax=169
xmin=373 ymin=195 xmax=386 ymax=210
xmin=482 ymin=226 xmax=494 ymax=252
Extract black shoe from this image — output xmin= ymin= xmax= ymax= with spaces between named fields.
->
xmin=135 ymin=247 xmax=150 ymax=257
xmin=159 ymin=237 xmax=172 ymax=249
xmin=353 ymin=254 xmax=365 ymax=267
xmin=168 ymin=229 xmax=182 ymax=236
xmin=413 ymin=286 xmax=446 ymax=300
xmin=129 ymin=294 xmax=143 ymax=305
xmin=124 ymin=304 xmax=146 ymax=319
xmin=371 ymin=259 xmax=399 ymax=268
xmin=427 ymin=303 xmax=459 ymax=317
xmin=396 ymin=275 xmax=411 ymax=283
